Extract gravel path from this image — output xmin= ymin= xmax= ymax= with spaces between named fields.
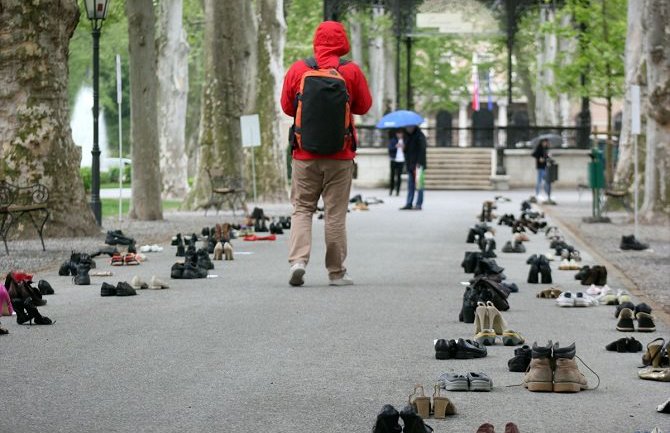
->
xmin=540 ymin=189 xmax=670 ymax=319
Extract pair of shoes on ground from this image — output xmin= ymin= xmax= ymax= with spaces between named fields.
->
xmin=556 ymin=291 xmax=598 ymax=307
xmin=501 ymin=240 xmax=525 ymax=253
xmin=171 ymin=262 xmax=208 ymax=279
xmin=100 ymin=282 xmax=137 ymax=297
xmin=434 ymin=338 xmax=487 ymax=359
xmin=614 ymin=301 xmax=651 ymax=318
xmin=620 ymin=234 xmax=649 ymax=251
xmin=476 ymin=422 xmax=520 ymax=433
xmin=558 ymin=258 xmax=581 ymax=270
xmin=105 ymin=230 xmax=135 ymax=246
xmin=605 ymin=337 xmax=643 ymax=353
xmin=474 ymin=301 xmax=524 ymax=346
xmin=536 ymin=288 xmax=562 ymax=298
xmin=438 ymin=372 xmax=492 ymax=392
xmin=288 ymin=263 xmax=353 ymax=287
xmin=213 ymin=241 xmax=234 ymax=261
xmin=372 ymin=404 xmax=433 ymax=433
xmin=131 ymin=275 xmax=169 ymax=290
xmin=111 ymin=253 xmax=140 ymax=266
xmin=616 ymin=307 xmax=655 ymax=332
xmin=576 ymin=265 xmax=607 ymax=286
xmin=139 ymin=244 xmax=163 ymax=253
xmin=407 ymin=384 xmax=456 ymax=419
xmin=523 ymin=341 xmax=593 ymax=393
xmin=526 ymin=254 xmax=551 ymax=284
xmin=10 ymin=297 xmax=52 ymax=325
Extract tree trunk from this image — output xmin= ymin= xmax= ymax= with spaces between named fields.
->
xmin=558 ymin=13 xmax=573 ymax=127
xmin=368 ymin=5 xmax=386 ymax=124
xmin=640 ymin=0 xmax=670 ymax=220
xmin=184 ymin=0 xmax=256 ymax=209
xmin=127 ymin=0 xmax=163 ymax=220
xmin=348 ymin=11 xmax=363 ymax=66
xmin=535 ymin=7 xmax=559 ymax=126
xmin=0 ymin=0 xmax=98 ymax=237
xmin=614 ymin=0 xmax=643 ymax=187
xmin=383 ymin=30 xmax=397 ymax=112
xmin=250 ymin=0 xmax=288 ymax=201
xmin=156 ymin=0 xmax=190 ymax=199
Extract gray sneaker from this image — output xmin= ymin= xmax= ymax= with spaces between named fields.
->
xmin=467 ymin=372 xmax=493 ymax=391
xmin=329 ymin=273 xmax=354 ymax=286
xmin=289 ymin=263 xmax=306 ymax=287
xmin=437 ymin=372 xmax=469 ymax=391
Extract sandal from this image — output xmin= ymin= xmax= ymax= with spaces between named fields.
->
xmin=124 ymin=253 xmax=139 ymax=266
xmin=431 ymin=385 xmax=455 ymax=419
xmin=111 ymin=254 xmax=124 ymax=266
xmin=642 ymin=338 xmax=665 ymax=368
xmin=408 ymin=385 xmax=430 ymax=419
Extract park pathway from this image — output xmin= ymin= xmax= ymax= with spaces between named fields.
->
xmin=1 ymin=190 xmax=667 ymax=433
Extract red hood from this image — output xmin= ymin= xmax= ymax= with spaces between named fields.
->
xmin=313 ymin=21 xmax=350 ymax=68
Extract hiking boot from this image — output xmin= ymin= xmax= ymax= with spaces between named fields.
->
xmin=620 ymin=234 xmax=649 ymax=251
xmin=454 ymin=338 xmax=487 ymax=359
xmin=73 ymin=263 xmax=91 ymax=286
xmin=398 ymin=405 xmax=433 ymax=433
xmin=553 ymin=357 xmax=587 ymax=393
xmin=115 ymin=281 xmax=137 ymax=296
xmin=508 ymin=345 xmax=532 ymax=372
xmin=372 ymin=404 xmax=402 ymax=433
xmin=183 ymin=263 xmax=208 ymax=279
xmin=616 ymin=308 xmax=635 ymax=331
xmin=523 ymin=341 xmax=553 ymax=392
xmin=100 ymin=282 xmax=117 ymax=297
xmin=289 ymin=262 xmax=306 ymax=287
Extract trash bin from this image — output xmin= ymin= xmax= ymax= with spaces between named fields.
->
xmin=546 ymin=158 xmax=559 ymax=183
xmin=588 ymin=148 xmax=605 ymax=189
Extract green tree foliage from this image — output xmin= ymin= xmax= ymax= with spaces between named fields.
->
xmin=284 ymin=0 xmax=322 ymax=66
xmin=68 ymin=0 xmax=130 ymax=158
xmin=540 ymin=0 xmax=626 ymax=101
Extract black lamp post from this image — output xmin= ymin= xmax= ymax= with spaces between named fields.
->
xmin=84 ymin=0 xmax=110 ymax=226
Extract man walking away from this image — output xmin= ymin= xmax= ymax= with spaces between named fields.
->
xmin=280 ymin=21 xmax=372 ymax=287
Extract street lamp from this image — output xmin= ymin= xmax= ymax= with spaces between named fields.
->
xmin=84 ymin=0 xmax=110 ymax=226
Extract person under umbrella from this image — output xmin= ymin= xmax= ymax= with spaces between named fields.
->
xmin=400 ymin=125 xmax=427 ymax=210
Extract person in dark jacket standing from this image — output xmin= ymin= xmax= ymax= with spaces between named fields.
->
xmin=531 ymin=138 xmax=551 ymax=200
xmin=400 ymin=125 xmax=427 ymax=210
xmin=387 ymin=129 xmax=405 ymax=196
xmin=280 ymin=21 xmax=372 ymax=287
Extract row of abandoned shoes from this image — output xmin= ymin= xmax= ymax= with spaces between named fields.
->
xmin=3 ymin=272 xmax=53 ymax=325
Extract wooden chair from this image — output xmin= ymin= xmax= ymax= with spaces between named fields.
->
xmin=204 ymin=169 xmax=247 ymax=217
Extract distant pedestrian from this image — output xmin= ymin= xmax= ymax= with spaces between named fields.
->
xmin=388 ymin=129 xmax=405 ymax=196
xmin=280 ymin=21 xmax=372 ymax=287
xmin=400 ymin=125 xmax=427 ymax=210
xmin=531 ymin=138 xmax=551 ymax=201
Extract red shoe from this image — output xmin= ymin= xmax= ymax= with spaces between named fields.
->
xmin=111 ymin=254 xmax=124 ymax=266
xmin=124 ymin=253 xmax=139 ymax=266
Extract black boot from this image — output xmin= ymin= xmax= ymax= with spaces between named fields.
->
xmin=527 ymin=264 xmax=539 ymax=284
xmin=37 ymin=280 xmax=54 ymax=295
xmin=170 ymin=263 xmax=185 ymax=279
xmin=73 ymin=263 xmax=91 ymax=286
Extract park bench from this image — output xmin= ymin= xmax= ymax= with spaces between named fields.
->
xmin=0 ymin=181 xmax=50 ymax=254
xmin=203 ymin=169 xmax=247 ymax=217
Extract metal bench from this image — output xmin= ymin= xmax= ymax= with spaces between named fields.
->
xmin=203 ymin=169 xmax=247 ymax=217
xmin=0 ymin=181 xmax=50 ymax=254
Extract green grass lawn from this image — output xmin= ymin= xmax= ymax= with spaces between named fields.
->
xmin=101 ymin=182 xmax=131 ymax=189
xmin=101 ymin=198 xmax=182 ymax=218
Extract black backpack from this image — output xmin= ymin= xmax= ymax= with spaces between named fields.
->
xmin=290 ymin=57 xmax=355 ymax=155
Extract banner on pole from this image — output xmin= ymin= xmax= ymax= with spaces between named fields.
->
xmin=240 ymin=114 xmax=261 ymax=148
xmin=631 ymin=85 xmax=641 ymax=135
xmin=116 ymin=55 xmax=122 ymax=104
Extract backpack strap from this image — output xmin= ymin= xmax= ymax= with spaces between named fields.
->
xmin=304 ymin=57 xmax=318 ymax=69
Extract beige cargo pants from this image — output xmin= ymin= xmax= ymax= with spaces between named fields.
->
xmin=288 ymin=159 xmax=354 ymax=280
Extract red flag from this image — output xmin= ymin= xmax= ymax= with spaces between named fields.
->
xmin=472 ymin=65 xmax=480 ymax=111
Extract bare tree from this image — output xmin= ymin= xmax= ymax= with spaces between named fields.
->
xmin=639 ymin=0 xmax=670 ymax=220
xmin=127 ymin=0 xmax=163 ymax=220
xmin=184 ymin=0 xmax=256 ymax=209
xmin=0 ymin=0 xmax=98 ymax=237
xmin=157 ymin=0 xmax=190 ymax=199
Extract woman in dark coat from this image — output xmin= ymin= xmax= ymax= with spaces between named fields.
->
xmin=400 ymin=126 xmax=427 ymax=210
xmin=531 ymin=138 xmax=551 ymax=199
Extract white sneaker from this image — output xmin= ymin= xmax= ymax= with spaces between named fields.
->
xmin=139 ymin=245 xmax=152 ymax=253
xmin=150 ymin=245 xmax=163 ymax=252
xmin=149 ymin=276 xmax=169 ymax=289
xmin=131 ymin=275 xmax=148 ymax=290
xmin=289 ymin=262 xmax=306 ymax=287
xmin=329 ymin=273 xmax=354 ymax=286
xmin=585 ymin=284 xmax=602 ymax=296
xmin=574 ymin=292 xmax=597 ymax=307
xmin=556 ymin=291 xmax=575 ymax=307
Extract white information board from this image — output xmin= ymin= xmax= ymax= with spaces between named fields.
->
xmin=240 ymin=114 xmax=261 ymax=148
xmin=631 ymin=85 xmax=641 ymax=135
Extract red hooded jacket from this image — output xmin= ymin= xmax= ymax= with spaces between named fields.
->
xmin=281 ymin=21 xmax=373 ymax=160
